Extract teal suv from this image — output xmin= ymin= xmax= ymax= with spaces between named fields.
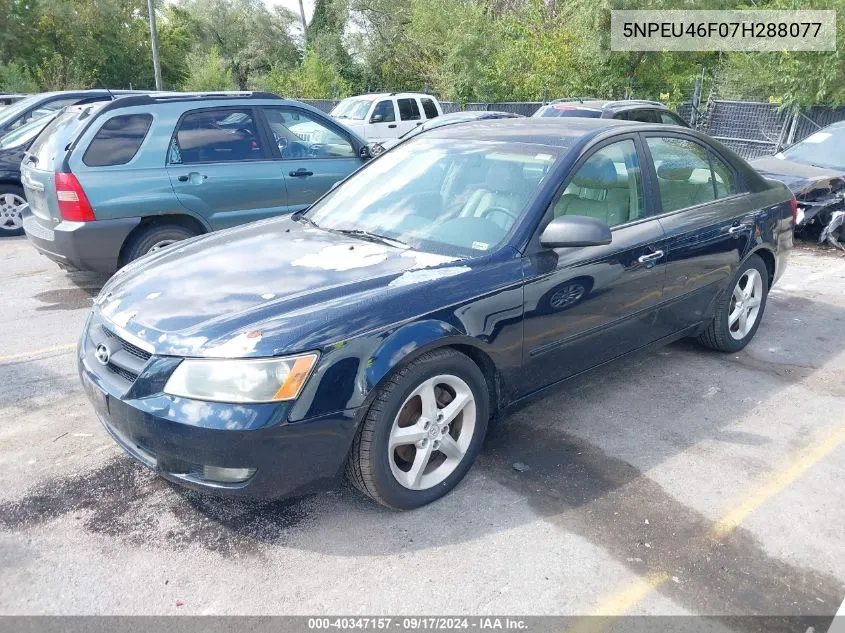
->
xmin=21 ymin=92 xmax=369 ymax=273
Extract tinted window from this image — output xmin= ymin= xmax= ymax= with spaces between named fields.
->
xmin=554 ymin=139 xmax=644 ymax=227
xmin=83 ymin=114 xmax=152 ymax=167
xmin=710 ymin=153 xmax=738 ymax=197
xmin=264 ymin=107 xmax=354 ymax=159
xmin=371 ymin=100 xmax=396 ymax=123
xmin=618 ymin=109 xmax=659 ymax=123
xmin=397 ymin=98 xmax=421 ymax=121
xmin=659 ymin=111 xmax=686 ymax=126
xmin=170 ymin=108 xmax=263 ymax=164
xmin=421 ymin=98 xmax=439 ymax=119
xmin=647 ymin=137 xmax=716 ymax=213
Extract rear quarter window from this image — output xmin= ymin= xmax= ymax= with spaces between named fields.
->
xmin=421 ymin=98 xmax=439 ymax=119
xmin=83 ymin=114 xmax=153 ymax=167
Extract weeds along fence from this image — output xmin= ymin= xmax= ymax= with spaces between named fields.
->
xmin=299 ymin=98 xmax=845 ymax=160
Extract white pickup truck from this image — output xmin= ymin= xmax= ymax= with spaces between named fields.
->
xmin=329 ymin=93 xmax=444 ymax=142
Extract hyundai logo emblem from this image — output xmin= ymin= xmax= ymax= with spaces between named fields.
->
xmin=94 ymin=343 xmax=111 ymax=366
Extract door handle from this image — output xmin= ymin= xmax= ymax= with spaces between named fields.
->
xmin=728 ymin=224 xmax=748 ymax=235
xmin=177 ymin=173 xmax=206 ymax=183
xmin=388 ymin=124 xmax=397 ymax=129
xmin=289 ymin=169 xmax=314 ymax=177
xmin=638 ymin=249 xmax=664 ymax=264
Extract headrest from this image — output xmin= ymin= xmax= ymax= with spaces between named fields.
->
xmin=657 ymin=160 xmax=694 ymax=181
xmin=572 ymin=156 xmax=617 ymax=189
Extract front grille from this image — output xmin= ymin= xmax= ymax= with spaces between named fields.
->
xmin=107 ymin=362 xmax=139 ymax=383
xmin=86 ymin=316 xmax=154 ymax=392
xmin=103 ymin=327 xmax=152 ymax=362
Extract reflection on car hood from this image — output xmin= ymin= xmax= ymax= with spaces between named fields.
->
xmin=750 ymin=155 xmax=845 ymax=195
xmin=95 ymin=216 xmax=469 ymax=358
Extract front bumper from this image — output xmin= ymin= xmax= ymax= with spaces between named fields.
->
xmin=77 ymin=317 xmax=359 ymax=499
xmin=22 ymin=206 xmax=140 ymax=273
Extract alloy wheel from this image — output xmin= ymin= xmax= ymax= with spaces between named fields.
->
xmin=0 ymin=193 xmax=26 ymax=232
xmin=550 ymin=283 xmax=586 ymax=309
xmin=388 ymin=374 xmax=477 ymax=490
xmin=728 ymin=268 xmax=763 ymax=340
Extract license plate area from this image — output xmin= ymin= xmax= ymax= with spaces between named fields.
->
xmin=82 ymin=373 xmax=109 ymax=418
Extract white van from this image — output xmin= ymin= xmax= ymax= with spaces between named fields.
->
xmin=330 ymin=93 xmax=444 ymax=141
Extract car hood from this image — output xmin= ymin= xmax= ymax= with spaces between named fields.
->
xmin=95 ymin=216 xmax=472 ymax=358
xmin=750 ymin=155 xmax=845 ymax=196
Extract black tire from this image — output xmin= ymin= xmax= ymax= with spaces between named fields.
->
xmin=698 ymin=254 xmax=769 ymax=353
xmin=0 ymin=184 xmax=26 ymax=237
xmin=346 ymin=348 xmax=490 ymax=510
xmin=121 ymin=224 xmax=197 ymax=264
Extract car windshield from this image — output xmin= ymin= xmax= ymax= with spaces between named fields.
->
xmin=331 ymin=98 xmax=374 ymax=120
xmin=305 ymin=137 xmax=561 ymax=257
xmin=0 ymin=94 xmax=45 ymax=127
xmin=0 ymin=113 xmax=54 ymax=149
xmin=781 ymin=126 xmax=845 ymax=171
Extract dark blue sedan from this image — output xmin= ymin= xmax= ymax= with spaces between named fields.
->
xmin=79 ymin=118 xmax=794 ymax=509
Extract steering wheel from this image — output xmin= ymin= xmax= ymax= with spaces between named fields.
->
xmin=480 ymin=205 xmax=519 ymax=229
xmin=308 ymin=143 xmax=327 ymax=158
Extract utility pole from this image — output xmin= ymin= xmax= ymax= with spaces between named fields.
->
xmin=147 ymin=0 xmax=163 ymax=90
xmin=298 ymin=0 xmax=308 ymax=45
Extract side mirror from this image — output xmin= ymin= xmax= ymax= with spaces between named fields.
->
xmin=540 ymin=215 xmax=612 ymax=248
xmin=371 ymin=114 xmax=384 ymax=123
xmin=359 ymin=144 xmax=373 ymax=160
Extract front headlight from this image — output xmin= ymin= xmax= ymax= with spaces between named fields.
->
xmin=164 ymin=353 xmax=319 ymax=403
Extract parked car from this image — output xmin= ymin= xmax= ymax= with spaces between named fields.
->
xmin=0 ymin=90 xmax=148 ymax=137
xmin=78 ymin=118 xmax=793 ymax=509
xmin=21 ymin=92 xmax=370 ymax=272
xmin=370 ymin=110 xmax=524 ymax=155
xmin=751 ymin=122 xmax=845 ymax=249
xmin=533 ymin=99 xmax=689 ymax=126
xmin=0 ymin=113 xmax=59 ymax=235
xmin=330 ymin=92 xmax=444 ymax=141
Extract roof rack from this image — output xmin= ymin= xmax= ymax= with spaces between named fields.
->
xmin=548 ymin=97 xmax=598 ymax=104
xmin=99 ymin=91 xmax=284 ymax=112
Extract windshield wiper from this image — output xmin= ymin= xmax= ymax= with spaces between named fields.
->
xmin=333 ymin=228 xmax=409 ymax=249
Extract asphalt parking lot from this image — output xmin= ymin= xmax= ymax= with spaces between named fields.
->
xmin=0 ymin=235 xmax=843 ymax=622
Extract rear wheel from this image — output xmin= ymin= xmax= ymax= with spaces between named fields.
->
xmin=346 ymin=348 xmax=489 ymax=509
xmin=699 ymin=254 xmax=769 ymax=353
xmin=121 ymin=223 xmax=197 ymax=265
xmin=0 ymin=185 xmax=26 ymax=236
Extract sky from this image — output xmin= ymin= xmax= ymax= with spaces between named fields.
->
xmin=267 ymin=0 xmax=315 ymax=23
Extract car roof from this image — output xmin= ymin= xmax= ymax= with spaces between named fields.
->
xmin=546 ymin=99 xmax=672 ymax=112
xmin=422 ymin=116 xmax=637 ymax=147
xmin=341 ymin=92 xmax=437 ymax=101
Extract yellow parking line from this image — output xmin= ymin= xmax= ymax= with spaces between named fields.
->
xmin=712 ymin=424 xmax=845 ymax=538
xmin=0 ymin=343 xmax=76 ymax=363
xmin=572 ymin=424 xmax=845 ymax=621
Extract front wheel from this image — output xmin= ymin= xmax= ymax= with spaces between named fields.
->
xmin=699 ymin=254 xmax=769 ymax=353
xmin=346 ymin=349 xmax=490 ymax=509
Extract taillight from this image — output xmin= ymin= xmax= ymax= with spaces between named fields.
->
xmin=55 ymin=172 xmax=95 ymax=222
xmin=789 ymin=196 xmax=798 ymax=225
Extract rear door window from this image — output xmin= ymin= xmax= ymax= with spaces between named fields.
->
xmin=169 ymin=108 xmax=265 ymax=164
xmin=397 ymin=98 xmax=422 ymax=121
xmin=83 ymin=114 xmax=153 ymax=166
xmin=646 ymin=137 xmax=718 ymax=213
xmin=658 ymin=111 xmax=687 ymax=126
xmin=421 ymin=98 xmax=439 ymax=119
